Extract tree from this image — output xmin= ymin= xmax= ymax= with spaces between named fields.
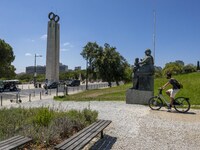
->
xmin=162 ymin=62 xmax=183 ymax=75
xmin=123 ymin=65 xmax=132 ymax=82
xmin=59 ymin=70 xmax=86 ymax=81
xmin=175 ymin=60 xmax=184 ymax=66
xmin=16 ymin=73 xmax=32 ymax=83
xmin=197 ymin=61 xmax=200 ymax=70
xmin=96 ymin=44 xmax=117 ymax=86
xmin=183 ymin=64 xmax=196 ymax=73
xmin=97 ymin=43 xmax=129 ymax=85
xmin=81 ymin=42 xmax=130 ymax=86
xmin=81 ymin=42 xmax=99 ymax=81
xmin=0 ymin=39 xmax=16 ymax=78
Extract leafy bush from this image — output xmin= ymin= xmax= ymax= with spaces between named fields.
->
xmin=162 ymin=62 xmax=183 ymax=75
xmin=0 ymin=107 xmax=98 ymax=149
xmin=183 ymin=64 xmax=196 ymax=73
xmin=83 ymin=108 xmax=98 ymax=125
xmin=32 ymin=107 xmax=54 ymax=127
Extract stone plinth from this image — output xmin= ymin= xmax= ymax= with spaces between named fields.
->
xmin=126 ymin=89 xmax=153 ymax=105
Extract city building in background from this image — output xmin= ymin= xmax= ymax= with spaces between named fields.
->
xmin=59 ymin=63 xmax=68 ymax=73
xmin=26 ymin=66 xmax=45 ymax=74
xmin=75 ymin=66 xmax=81 ymax=71
xmin=26 ymin=64 xmax=68 ymax=74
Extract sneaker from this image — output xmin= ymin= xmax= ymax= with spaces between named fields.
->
xmin=167 ymin=109 xmax=171 ymax=112
xmin=167 ymin=104 xmax=172 ymax=112
xmin=167 ymin=104 xmax=172 ymax=109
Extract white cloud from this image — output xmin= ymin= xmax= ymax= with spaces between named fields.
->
xmin=25 ymin=39 xmax=35 ymax=42
xmin=61 ymin=48 xmax=69 ymax=52
xmin=40 ymin=34 xmax=47 ymax=40
xmin=63 ymin=42 xmax=70 ymax=46
xmin=25 ymin=53 xmax=32 ymax=56
xmin=63 ymin=42 xmax=74 ymax=48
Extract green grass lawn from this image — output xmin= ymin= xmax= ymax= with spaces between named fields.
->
xmin=55 ymin=83 xmax=130 ymax=101
xmin=55 ymin=72 xmax=200 ymax=105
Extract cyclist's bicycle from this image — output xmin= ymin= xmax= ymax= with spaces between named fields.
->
xmin=148 ymin=88 xmax=190 ymax=113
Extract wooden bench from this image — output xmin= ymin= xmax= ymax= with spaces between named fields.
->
xmin=55 ymin=119 xmax=112 ymax=150
xmin=0 ymin=135 xmax=32 ymax=150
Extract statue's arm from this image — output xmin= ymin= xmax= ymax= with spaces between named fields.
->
xmin=139 ymin=56 xmax=149 ymax=65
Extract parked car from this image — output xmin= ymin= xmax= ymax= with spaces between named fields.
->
xmin=43 ymin=82 xmax=59 ymax=89
xmin=0 ymin=80 xmax=20 ymax=92
xmin=68 ymin=80 xmax=80 ymax=86
xmin=65 ymin=79 xmax=73 ymax=86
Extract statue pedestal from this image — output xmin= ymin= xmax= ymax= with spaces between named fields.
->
xmin=126 ymin=89 xmax=153 ymax=105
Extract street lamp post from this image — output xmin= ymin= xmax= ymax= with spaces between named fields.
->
xmin=86 ymin=56 xmax=88 ymax=90
xmin=34 ymin=54 xmax=42 ymax=87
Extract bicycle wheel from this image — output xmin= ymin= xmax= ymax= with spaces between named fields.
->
xmin=174 ymin=97 xmax=190 ymax=113
xmin=148 ymin=96 xmax=163 ymax=110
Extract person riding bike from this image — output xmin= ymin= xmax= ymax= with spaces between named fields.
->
xmin=161 ymin=72 xmax=182 ymax=112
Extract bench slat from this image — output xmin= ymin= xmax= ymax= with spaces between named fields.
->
xmin=0 ymin=135 xmax=22 ymax=146
xmin=55 ymin=120 xmax=111 ymax=150
xmin=55 ymin=120 xmax=104 ymax=149
xmin=61 ymin=120 xmax=107 ymax=150
xmin=73 ymin=120 xmax=111 ymax=150
xmin=0 ymin=138 xmax=32 ymax=150
xmin=0 ymin=136 xmax=32 ymax=150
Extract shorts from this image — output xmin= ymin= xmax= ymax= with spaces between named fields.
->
xmin=167 ymin=89 xmax=179 ymax=98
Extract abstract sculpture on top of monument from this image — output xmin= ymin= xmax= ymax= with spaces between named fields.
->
xmin=48 ymin=12 xmax=60 ymax=22
xmin=46 ymin=12 xmax=60 ymax=83
xmin=131 ymin=49 xmax=154 ymax=91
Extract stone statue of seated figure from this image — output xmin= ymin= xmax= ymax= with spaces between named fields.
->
xmin=132 ymin=49 xmax=154 ymax=90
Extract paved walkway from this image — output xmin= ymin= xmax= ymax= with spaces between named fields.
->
xmin=3 ymin=100 xmax=200 ymax=150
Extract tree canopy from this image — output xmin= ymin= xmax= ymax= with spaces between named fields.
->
xmin=162 ymin=61 xmax=197 ymax=76
xmin=81 ymin=42 xmax=130 ymax=85
xmin=0 ymin=39 xmax=16 ymax=78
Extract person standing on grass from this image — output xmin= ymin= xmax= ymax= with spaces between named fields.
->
xmin=161 ymin=72 xmax=182 ymax=112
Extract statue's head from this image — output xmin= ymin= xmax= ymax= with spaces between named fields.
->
xmin=135 ymin=58 xmax=139 ymax=63
xmin=145 ymin=49 xmax=151 ymax=56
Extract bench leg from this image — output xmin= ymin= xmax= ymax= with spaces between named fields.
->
xmin=101 ymin=131 xmax=104 ymax=139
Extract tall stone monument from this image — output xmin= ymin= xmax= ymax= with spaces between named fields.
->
xmin=46 ymin=12 xmax=60 ymax=83
xmin=126 ymin=49 xmax=154 ymax=104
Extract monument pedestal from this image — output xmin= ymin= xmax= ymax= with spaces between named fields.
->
xmin=126 ymin=89 xmax=153 ymax=105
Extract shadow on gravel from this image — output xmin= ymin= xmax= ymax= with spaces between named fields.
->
xmin=171 ymin=111 xmax=196 ymax=115
xmin=149 ymin=109 xmax=197 ymax=115
xmin=90 ymin=134 xmax=117 ymax=150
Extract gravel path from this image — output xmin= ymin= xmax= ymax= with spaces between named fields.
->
xmin=5 ymin=99 xmax=200 ymax=150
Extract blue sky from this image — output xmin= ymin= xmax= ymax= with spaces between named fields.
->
xmin=0 ymin=0 xmax=200 ymax=73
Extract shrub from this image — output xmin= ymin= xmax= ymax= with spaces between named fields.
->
xmin=183 ymin=64 xmax=196 ymax=73
xmin=0 ymin=107 xmax=98 ymax=148
xmin=32 ymin=107 xmax=54 ymax=127
xmin=83 ymin=108 xmax=98 ymax=125
xmin=162 ymin=62 xmax=183 ymax=75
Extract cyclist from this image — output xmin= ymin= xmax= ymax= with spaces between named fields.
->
xmin=161 ymin=72 xmax=181 ymax=112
